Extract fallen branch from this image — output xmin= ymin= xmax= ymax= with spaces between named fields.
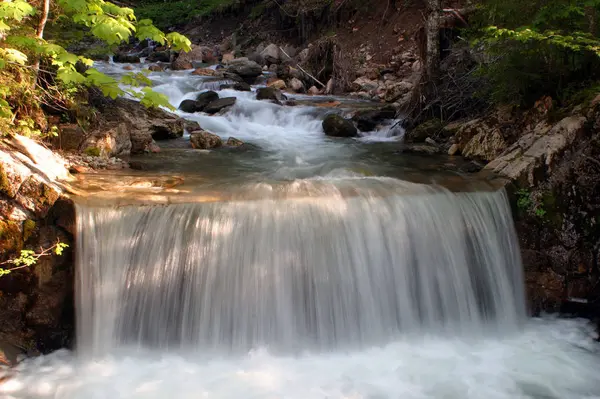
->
xmin=279 ymin=46 xmax=326 ymax=88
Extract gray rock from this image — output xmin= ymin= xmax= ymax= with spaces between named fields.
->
xmin=256 ymin=87 xmax=287 ymax=103
xmin=226 ymin=59 xmax=263 ymax=79
xmin=196 ymin=91 xmax=219 ymax=109
xmin=178 ymin=99 xmax=201 ymax=113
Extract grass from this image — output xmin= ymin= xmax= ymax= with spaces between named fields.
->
xmin=135 ymin=0 xmax=241 ymax=30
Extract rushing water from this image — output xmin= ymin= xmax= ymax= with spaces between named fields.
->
xmin=3 ymin=62 xmax=600 ymax=398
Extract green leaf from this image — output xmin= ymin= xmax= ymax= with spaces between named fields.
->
xmin=166 ymin=32 xmax=192 ymax=52
xmin=139 ymin=87 xmax=174 ymax=109
xmin=0 ymin=48 xmax=28 ymax=65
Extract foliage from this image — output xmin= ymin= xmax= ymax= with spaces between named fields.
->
xmin=472 ymin=0 xmax=600 ymax=106
xmin=0 ymin=241 xmax=69 ymax=277
xmin=0 ymin=0 xmax=191 ymax=138
xmin=134 ymin=0 xmax=240 ymax=30
xmin=516 ymin=188 xmax=547 ymax=219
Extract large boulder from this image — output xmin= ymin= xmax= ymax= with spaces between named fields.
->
xmin=204 ymin=97 xmax=237 ymax=114
xmin=322 ymin=114 xmax=358 ymax=137
xmin=190 ymin=130 xmax=223 ymax=149
xmin=146 ymin=50 xmax=171 ymax=63
xmin=256 ymin=87 xmax=287 ymax=103
xmin=172 ymin=45 xmax=214 ymax=70
xmin=226 ymin=58 xmax=263 ymax=80
xmin=196 ymin=90 xmax=219 ymax=107
xmin=260 ymin=43 xmax=281 ymax=64
xmin=352 ymin=106 xmax=397 ymax=131
xmin=178 ymin=99 xmax=202 ymax=113
xmin=85 ymin=97 xmax=185 ymax=154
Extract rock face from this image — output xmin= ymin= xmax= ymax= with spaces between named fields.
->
xmin=204 ymin=97 xmax=236 ymax=114
xmin=0 ymin=136 xmax=75 ymax=356
xmin=484 ymin=116 xmax=586 ymax=186
xmin=322 ymin=114 xmax=358 ymax=137
xmin=83 ymin=96 xmax=186 ymax=156
xmin=190 ymin=131 xmax=223 ymax=149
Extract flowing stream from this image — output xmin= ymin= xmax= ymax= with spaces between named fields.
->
xmin=3 ymin=61 xmax=600 ymax=398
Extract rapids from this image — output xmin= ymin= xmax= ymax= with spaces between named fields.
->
xmin=2 ymin=61 xmax=600 ymax=399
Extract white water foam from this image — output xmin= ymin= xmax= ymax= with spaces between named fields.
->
xmin=3 ymin=318 xmax=600 ymax=399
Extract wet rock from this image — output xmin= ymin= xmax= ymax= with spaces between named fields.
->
xmin=113 ymin=53 xmax=140 ymax=63
xmin=222 ymin=52 xmax=235 ymax=63
xmin=289 ymin=77 xmax=305 ymax=93
xmin=190 ymin=130 xmax=223 ymax=149
xmin=233 ymin=82 xmax=251 ymax=91
xmin=146 ymin=50 xmax=171 ymax=63
xmin=178 ymin=99 xmax=202 ymax=113
xmin=192 ymin=67 xmax=216 ymax=76
xmin=204 ymin=97 xmax=236 ymax=114
xmin=172 ymin=60 xmax=193 ymax=70
xmin=448 ymin=144 xmax=459 ymax=156
xmin=222 ymin=71 xmax=245 ymax=82
xmin=267 ymin=79 xmax=286 ymax=90
xmin=226 ymin=137 xmax=244 ymax=147
xmin=148 ymin=64 xmax=164 ymax=72
xmin=322 ymin=114 xmax=358 ymax=138
xmin=196 ymin=90 xmax=219 ymax=108
xmin=226 ymin=58 xmax=263 ymax=79
xmin=256 ymin=87 xmax=287 ymax=103
xmin=352 ymin=106 xmax=397 ymax=131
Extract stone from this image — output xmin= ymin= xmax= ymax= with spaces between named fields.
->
xmin=267 ymin=79 xmax=286 ymax=90
xmin=260 ymin=43 xmax=281 ymax=64
xmin=221 ymin=52 xmax=235 ymax=63
xmin=352 ymin=77 xmax=378 ymax=92
xmin=289 ymin=77 xmax=305 ymax=93
xmin=226 ymin=58 xmax=263 ymax=79
xmin=352 ymin=106 xmax=396 ymax=131
xmin=484 ymin=116 xmax=587 ymax=186
xmin=408 ymin=119 xmax=443 ymax=143
xmin=178 ymin=99 xmax=202 ymax=113
xmin=204 ymin=97 xmax=237 ymax=114
xmin=322 ymin=114 xmax=358 ymax=137
xmin=384 ymin=81 xmax=413 ymax=102
xmin=226 ymin=137 xmax=244 ymax=147
xmin=172 ymin=45 xmax=213 ymax=70
xmin=112 ymin=53 xmax=140 ymax=63
xmin=192 ymin=67 xmax=216 ymax=76
xmin=325 ymin=79 xmax=334 ymax=95
xmin=196 ymin=91 xmax=220 ymax=108
xmin=256 ymin=87 xmax=287 ymax=103
xmin=462 ymin=129 xmax=507 ymax=161
xmin=146 ymin=50 xmax=171 ymax=63
xmin=233 ymin=82 xmax=251 ymax=91
xmin=148 ymin=64 xmax=164 ymax=72
xmin=448 ymin=144 xmax=459 ymax=156
xmin=248 ymin=52 xmax=265 ymax=66
xmin=308 ymin=86 xmax=321 ymax=95
xmin=81 ymin=123 xmax=131 ymax=157
xmin=190 ymin=131 xmax=223 ymax=149
xmin=425 ymin=137 xmax=438 ymax=146
xmin=403 ymin=144 xmax=440 ymax=155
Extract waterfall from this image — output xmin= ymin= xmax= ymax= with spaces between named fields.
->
xmin=75 ymin=178 xmax=526 ymax=355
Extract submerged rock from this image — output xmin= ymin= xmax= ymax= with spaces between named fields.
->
xmin=322 ymin=114 xmax=358 ymax=137
xmin=204 ymin=97 xmax=236 ymax=114
xmin=190 ymin=130 xmax=223 ymax=149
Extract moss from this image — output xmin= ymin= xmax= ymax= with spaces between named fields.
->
xmin=0 ymin=164 xmax=10 ymax=197
xmin=0 ymin=220 xmax=23 ymax=254
xmin=83 ymin=147 xmax=101 ymax=157
xmin=22 ymin=219 xmax=36 ymax=242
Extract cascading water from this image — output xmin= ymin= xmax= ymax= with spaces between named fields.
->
xmin=76 ymin=180 xmax=525 ymax=355
xmin=4 ymin=62 xmax=600 ymax=399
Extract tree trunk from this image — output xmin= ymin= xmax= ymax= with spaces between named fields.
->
xmin=585 ymin=6 xmax=597 ymax=37
xmin=32 ymin=0 xmax=50 ymax=83
xmin=424 ymin=0 xmax=441 ymax=80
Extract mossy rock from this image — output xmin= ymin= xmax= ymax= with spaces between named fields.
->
xmin=0 ymin=164 xmax=9 ymax=197
xmin=22 ymin=219 xmax=36 ymax=242
xmin=83 ymin=147 xmax=101 ymax=157
xmin=0 ymin=220 xmax=23 ymax=254
xmin=408 ymin=118 xmax=444 ymax=143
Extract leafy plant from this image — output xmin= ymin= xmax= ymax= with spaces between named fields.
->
xmin=0 ymin=0 xmax=191 ymax=138
xmin=0 ymin=241 xmax=69 ymax=277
